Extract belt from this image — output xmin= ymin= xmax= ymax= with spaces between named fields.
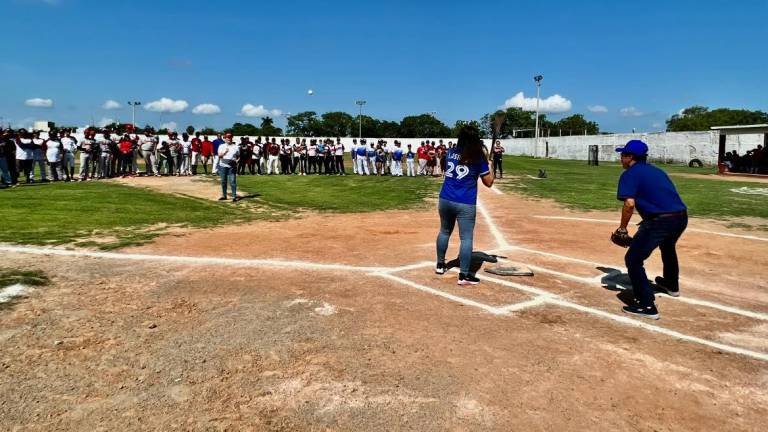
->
xmin=647 ymin=211 xmax=687 ymax=220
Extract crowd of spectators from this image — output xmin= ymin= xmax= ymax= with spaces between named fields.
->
xmin=723 ymin=144 xmax=767 ymax=174
xmin=0 ymin=127 xmax=505 ymax=187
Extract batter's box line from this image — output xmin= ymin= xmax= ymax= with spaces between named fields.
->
xmin=377 ymin=266 xmax=768 ymax=363
xmin=497 ymin=254 xmax=768 ymax=322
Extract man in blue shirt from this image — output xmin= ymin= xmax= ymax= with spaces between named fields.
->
xmin=615 ymin=140 xmax=688 ymax=320
xmin=211 ymin=134 xmax=225 ymax=175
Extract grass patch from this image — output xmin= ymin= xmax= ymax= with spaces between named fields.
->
xmin=1 ymin=182 xmax=255 ymax=249
xmin=500 ymin=157 xmax=768 ymax=221
xmin=236 ymin=175 xmax=440 ymax=213
xmin=0 ymin=268 xmax=49 ymax=287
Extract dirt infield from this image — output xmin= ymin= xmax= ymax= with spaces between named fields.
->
xmin=1 ymin=185 xmax=767 ymax=431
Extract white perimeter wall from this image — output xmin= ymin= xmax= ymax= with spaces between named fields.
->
xmin=57 ymin=131 xmax=765 ymax=165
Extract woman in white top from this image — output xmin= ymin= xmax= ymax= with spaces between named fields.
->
xmin=217 ymin=132 xmax=240 ymax=202
xmin=45 ymin=131 xmax=64 ymax=181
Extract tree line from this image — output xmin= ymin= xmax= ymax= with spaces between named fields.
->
xmin=99 ymin=105 xmax=766 ymax=139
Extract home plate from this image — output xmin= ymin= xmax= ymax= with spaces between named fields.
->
xmin=484 ymin=264 xmax=535 ymax=277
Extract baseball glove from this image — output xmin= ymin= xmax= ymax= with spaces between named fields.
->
xmin=610 ymin=228 xmax=633 ymax=248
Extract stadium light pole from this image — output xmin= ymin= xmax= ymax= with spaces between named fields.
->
xmin=356 ymin=100 xmax=366 ymax=140
xmin=127 ymin=101 xmax=141 ymax=127
xmin=533 ymin=75 xmax=543 ymax=157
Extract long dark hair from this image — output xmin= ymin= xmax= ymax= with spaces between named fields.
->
xmin=456 ymin=124 xmax=486 ymax=165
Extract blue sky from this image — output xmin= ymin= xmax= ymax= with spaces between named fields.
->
xmin=3 ymin=0 xmax=767 ymax=133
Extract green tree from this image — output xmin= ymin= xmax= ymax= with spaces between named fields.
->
xmin=319 ymin=111 xmax=354 ymax=137
xmin=286 ymin=111 xmax=321 ymax=136
xmin=199 ymin=127 xmax=218 ymax=135
xmin=227 ymin=122 xmax=261 ymax=136
xmin=453 ymin=120 xmax=485 ymax=137
xmin=553 ymin=114 xmax=599 ymax=135
xmin=260 ymin=117 xmax=283 ymax=137
xmin=377 ymin=120 xmax=401 ymax=137
xmin=399 ymin=114 xmax=451 ymax=138
xmin=185 ymin=125 xmax=195 ymax=135
xmin=666 ymin=106 xmax=768 ymax=131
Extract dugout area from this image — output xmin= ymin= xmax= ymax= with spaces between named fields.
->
xmin=0 ymin=187 xmax=766 ymax=431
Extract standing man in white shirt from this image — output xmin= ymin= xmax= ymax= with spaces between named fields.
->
xmin=31 ymin=131 xmax=48 ymax=182
xmin=60 ymin=129 xmax=78 ymax=182
xmin=139 ymin=129 xmax=158 ymax=176
xmin=45 ymin=130 xmax=64 ymax=181
xmin=217 ymin=132 xmax=240 ymax=202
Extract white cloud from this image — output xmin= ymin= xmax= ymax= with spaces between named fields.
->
xmin=192 ymin=103 xmax=221 ymax=115
xmin=652 ymin=122 xmax=664 ymax=129
xmin=587 ymin=105 xmax=608 ymax=113
xmin=620 ymin=107 xmax=644 ymax=117
xmin=25 ymin=98 xmax=54 ymax=108
xmin=501 ymin=92 xmax=572 ymax=113
xmin=161 ymin=121 xmax=178 ymax=131
xmin=102 ymin=99 xmax=121 ymax=110
xmin=239 ymin=103 xmax=283 ymax=117
xmin=97 ymin=117 xmax=115 ymax=127
xmin=144 ymin=97 xmax=188 ymax=113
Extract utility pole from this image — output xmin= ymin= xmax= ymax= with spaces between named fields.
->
xmin=355 ymin=100 xmax=366 ymax=140
xmin=533 ymin=75 xmax=543 ymax=157
xmin=127 ymin=101 xmax=142 ymax=127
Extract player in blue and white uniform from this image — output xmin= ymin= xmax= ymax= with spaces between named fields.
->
xmin=435 ymin=124 xmax=494 ymax=285
xmin=355 ymin=139 xmax=369 ymax=175
xmin=391 ymin=141 xmax=403 ymax=176
xmin=406 ymin=144 xmax=416 ymax=176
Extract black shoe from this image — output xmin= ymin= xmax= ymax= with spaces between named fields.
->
xmin=232 ymin=197 xmax=238 ymax=202
xmin=655 ymin=277 xmax=680 ymax=297
xmin=218 ymin=196 xmax=227 ymax=201
xmin=435 ymin=262 xmax=447 ymax=275
xmin=622 ymin=303 xmax=660 ymax=320
xmin=458 ymin=273 xmax=480 ymax=286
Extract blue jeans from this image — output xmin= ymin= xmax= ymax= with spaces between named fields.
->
xmin=625 ymin=215 xmax=688 ymax=307
xmin=436 ymin=198 xmax=477 ymax=275
xmin=220 ymin=166 xmax=237 ymax=198
xmin=0 ymin=157 xmax=10 ymax=185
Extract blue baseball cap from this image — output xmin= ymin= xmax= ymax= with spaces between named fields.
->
xmin=616 ymin=139 xmax=648 ymax=156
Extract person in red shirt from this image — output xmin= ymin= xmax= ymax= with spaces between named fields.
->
xmin=190 ymin=132 xmax=202 ymax=175
xmin=200 ymin=135 xmax=214 ymax=175
xmin=118 ymin=134 xmax=134 ymax=177
xmin=417 ymin=142 xmax=430 ymax=175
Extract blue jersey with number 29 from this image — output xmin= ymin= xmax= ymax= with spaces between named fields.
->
xmin=439 ymin=148 xmax=490 ymax=205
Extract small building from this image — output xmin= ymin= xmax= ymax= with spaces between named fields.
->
xmin=710 ymin=124 xmax=768 ymax=175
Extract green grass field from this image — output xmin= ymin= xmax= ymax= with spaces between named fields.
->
xmin=498 ymin=157 xmax=768 ymax=221
xmin=0 ymin=182 xmax=256 ymax=249
xmin=236 ymin=175 xmax=439 ymax=213
xmin=2 ymin=157 xmax=765 ymax=250
xmin=1 ymin=173 xmax=440 ymax=249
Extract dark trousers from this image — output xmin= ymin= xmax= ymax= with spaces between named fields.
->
xmin=280 ymin=155 xmax=291 ymax=175
xmin=292 ymin=157 xmax=299 ymax=174
xmin=308 ymin=156 xmax=318 ymax=174
xmin=625 ymin=215 xmax=688 ymax=307
xmin=335 ymin=155 xmax=345 ymax=174
xmin=18 ymin=159 xmax=34 ymax=182
xmin=493 ymin=156 xmax=503 ymax=177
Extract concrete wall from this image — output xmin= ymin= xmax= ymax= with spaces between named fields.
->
xmin=498 ymin=132 xmax=765 ymax=165
xmin=53 ymin=131 xmax=765 ymax=165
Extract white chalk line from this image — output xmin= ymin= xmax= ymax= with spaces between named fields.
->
xmin=489 ymin=186 xmax=504 ymax=195
xmin=0 ymin=284 xmax=29 ymax=303
xmin=370 ymin=272 xmax=505 ymax=315
xmin=469 ymin=203 xmax=768 ymax=361
xmin=497 ymin=296 xmax=550 ymax=312
xmin=533 ymin=215 xmax=768 ymax=242
xmin=493 ymin=246 xmax=768 ymax=322
xmin=0 ymin=245 xmax=389 ymax=273
xmin=545 ymin=297 xmax=768 ymax=362
xmin=477 ymin=199 xmax=511 ymax=249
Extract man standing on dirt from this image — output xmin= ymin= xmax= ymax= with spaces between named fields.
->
xmin=212 ymin=133 xmax=224 ymax=175
xmin=217 ymin=132 xmax=240 ymax=202
xmin=614 ymin=140 xmax=688 ymax=320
